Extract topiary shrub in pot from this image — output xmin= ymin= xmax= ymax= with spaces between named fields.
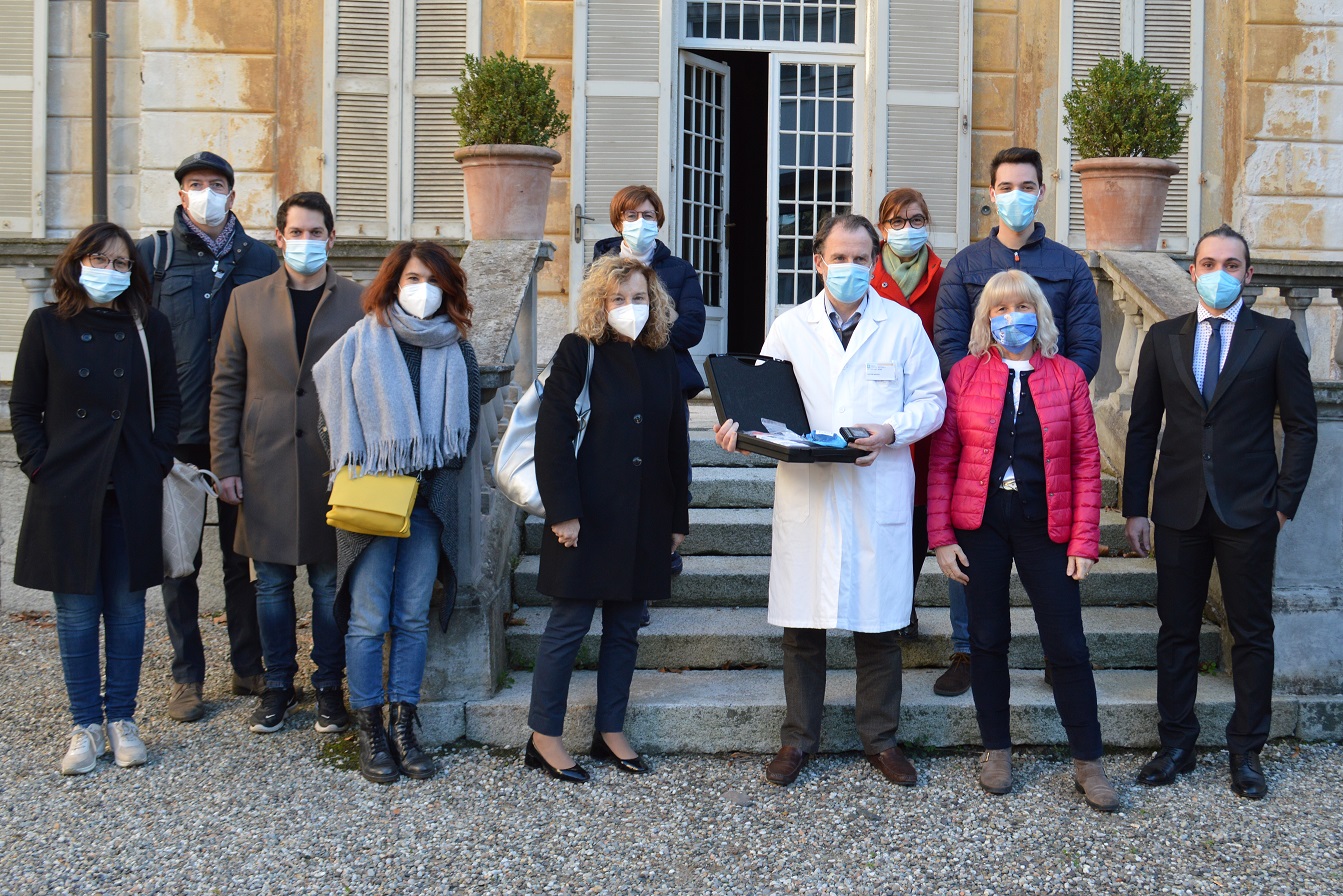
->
xmin=452 ymin=53 xmax=572 ymax=240
xmin=1063 ymin=53 xmax=1196 ymax=251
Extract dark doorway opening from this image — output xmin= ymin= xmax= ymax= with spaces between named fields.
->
xmin=698 ymin=50 xmax=769 ymax=354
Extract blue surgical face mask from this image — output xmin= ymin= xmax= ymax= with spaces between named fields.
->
xmin=886 ymin=226 xmax=928 ymax=258
xmin=822 ymin=262 xmax=871 ymax=304
xmin=995 ymin=190 xmax=1039 ymax=232
xmin=621 ymin=218 xmax=658 ymax=255
xmin=79 ymin=266 xmax=130 ymax=304
xmin=283 ymin=238 xmax=328 ymax=276
xmin=1195 ymin=270 xmax=1243 ymax=311
xmin=990 ymin=311 xmax=1038 ymax=352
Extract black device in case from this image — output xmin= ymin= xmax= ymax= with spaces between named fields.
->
xmin=702 ymin=354 xmax=867 ymax=463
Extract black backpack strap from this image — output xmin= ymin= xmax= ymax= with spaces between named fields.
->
xmin=150 ymin=230 xmax=173 ymax=308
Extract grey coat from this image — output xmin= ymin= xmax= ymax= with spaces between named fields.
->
xmin=210 ymin=266 xmax=364 ymax=565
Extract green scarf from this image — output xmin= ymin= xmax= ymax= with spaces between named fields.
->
xmin=882 ymin=244 xmax=928 ymax=300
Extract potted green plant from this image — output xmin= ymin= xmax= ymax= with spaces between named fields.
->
xmin=1063 ymin=53 xmax=1195 ymax=251
xmin=452 ymin=52 xmax=571 ymax=240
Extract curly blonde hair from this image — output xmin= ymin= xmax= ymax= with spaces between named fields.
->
xmin=967 ymin=269 xmax=1060 ymax=358
xmin=575 ymin=255 xmax=676 ymax=349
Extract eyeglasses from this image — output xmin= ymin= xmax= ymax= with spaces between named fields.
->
xmin=86 ymin=254 xmax=134 ymax=273
xmin=183 ymin=183 xmax=230 ymax=195
xmin=621 ymin=211 xmax=659 ymax=223
xmin=886 ymin=215 xmax=928 ymax=230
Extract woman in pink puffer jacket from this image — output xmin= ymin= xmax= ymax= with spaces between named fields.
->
xmin=927 ymin=269 xmax=1117 ymax=811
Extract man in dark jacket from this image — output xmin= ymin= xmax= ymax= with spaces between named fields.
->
xmin=929 ymin=146 xmax=1103 ymax=699
xmin=135 ymin=151 xmax=280 ymax=722
xmin=594 ymin=185 xmax=707 ymax=608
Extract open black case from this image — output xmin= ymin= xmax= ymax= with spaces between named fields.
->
xmin=703 ymin=354 xmax=866 ymax=463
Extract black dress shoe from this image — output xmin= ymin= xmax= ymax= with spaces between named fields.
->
xmin=590 ymin=732 xmax=652 ymax=774
xmin=1136 ymin=746 xmax=1197 ymax=786
xmin=524 ymin=735 xmax=590 ymax=783
xmin=1230 ymin=751 xmax=1268 ymax=800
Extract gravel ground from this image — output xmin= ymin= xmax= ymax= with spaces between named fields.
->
xmin=2 ymin=613 xmax=1340 ymax=895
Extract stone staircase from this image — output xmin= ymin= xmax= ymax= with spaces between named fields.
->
xmin=465 ymin=412 xmax=1296 ymax=753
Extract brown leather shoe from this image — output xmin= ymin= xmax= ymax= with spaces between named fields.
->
xmin=867 ymin=745 xmax=917 ymax=786
xmin=933 ymin=653 xmax=972 ymax=697
xmin=765 ymin=745 xmax=808 ymax=786
xmin=231 ymin=673 xmax=267 ymax=697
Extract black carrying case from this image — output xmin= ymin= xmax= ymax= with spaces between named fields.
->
xmin=702 ymin=354 xmax=866 ymax=464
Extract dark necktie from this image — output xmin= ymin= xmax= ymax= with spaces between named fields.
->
xmin=1201 ymin=317 xmax=1225 ymax=406
xmin=833 ymin=314 xmax=860 ymax=349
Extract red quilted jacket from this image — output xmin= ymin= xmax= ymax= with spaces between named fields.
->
xmin=926 ymin=348 xmax=1101 ymax=559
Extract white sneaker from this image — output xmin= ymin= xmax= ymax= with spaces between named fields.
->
xmin=60 ymin=724 xmax=106 ymax=775
xmin=106 ymin=719 xmax=147 ymax=768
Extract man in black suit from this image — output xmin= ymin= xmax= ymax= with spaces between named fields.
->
xmin=1123 ymin=224 xmax=1317 ymax=800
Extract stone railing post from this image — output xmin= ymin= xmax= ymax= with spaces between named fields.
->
xmin=1282 ymin=287 xmax=1316 ymax=360
xmin=1336 ymin=289 xmax=1343 ymax=369
xmin=1112 ymin=297 xmax=1143 ymax=400
xmin=14 ymin=266 xmax=54 ymax=310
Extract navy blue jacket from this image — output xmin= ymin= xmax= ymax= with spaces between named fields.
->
xmin=135 ymin=209 xmax=280 ymax=445
xmin=933 ymin=224 xmax=1101 ymax=382
xmin=594 ymin=237 xmax=707 ymax=398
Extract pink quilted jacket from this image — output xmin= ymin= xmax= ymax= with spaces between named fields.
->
xmin=927 ymin=349 xmax=1101 ymax=559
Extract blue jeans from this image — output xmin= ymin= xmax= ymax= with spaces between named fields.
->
xmin=53 ymin=494 xmax=146 ymax=727
xmin=254 ymin=560 xmax=342 ymax=691
xmin=345 ymin=506 xmax=443 ymax=710
xmin=948 ymin=579 xmax=972 ymax=655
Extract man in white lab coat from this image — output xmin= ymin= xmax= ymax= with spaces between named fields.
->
xmin=716 ymin=214 xmax=946 ymax=786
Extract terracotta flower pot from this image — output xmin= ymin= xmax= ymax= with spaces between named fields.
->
xmin=1073 ymin=156 xmax=1180 ymax=251
xmin=454 ymin=144 xmax=561 ymax=240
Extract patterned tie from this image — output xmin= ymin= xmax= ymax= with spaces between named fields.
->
xmin=1201 ymin=317 xmax=1225 ymax=407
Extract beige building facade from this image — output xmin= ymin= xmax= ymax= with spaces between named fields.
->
xmin=0 ymin=0 xmax=1339 ymax=368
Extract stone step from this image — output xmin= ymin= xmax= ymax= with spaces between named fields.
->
xmin=686 ymin=438 xmax=1120 ymax=507
xmin=466 ymin=669 xmax=1302 ymax=752
xmin=524 ymin=507 xmax=1135 ymax=557
xmin=505 ymin=605 xmax=1218 ymax=672
xmin=513 ymin=555 xmax=1158 ymax=608
xmin=689 ymin=467 xmax=776 ymax=508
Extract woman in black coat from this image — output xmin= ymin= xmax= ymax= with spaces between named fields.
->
xmin=11 ymin=222 xmax=181 ymax=775
xmin=525 ymin=255 xmax=691 ymax=782
xmin=593 ymin=184 xmax=707 ymax=606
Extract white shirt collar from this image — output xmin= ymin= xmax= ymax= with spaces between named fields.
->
xmin=1197 ymin=298 xmax=1243 ymax=324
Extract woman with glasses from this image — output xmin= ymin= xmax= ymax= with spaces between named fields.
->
xmin=11 ymin=222 xmax=181 ymax=774
xmin=593 ymin=185 xmax=706 ymax=619
xmin=869 ymin=188 xmax=944 ymax=646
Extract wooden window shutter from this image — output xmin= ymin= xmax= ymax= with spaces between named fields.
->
xmin=883 ymin=0 xmax=971 ymax=251
xmin=1064 ymin=0 xmax=1123 ymax=245
xmin=0 ymin=0 xmax=45 ymax=237
xmin=572 ymin=0 xmax=664 ymax=295
xmin=1141 ymin=0 xmax=1195 ymax=250
xmin=409 ymin=0 xmax=469 ymax=239
xmin=333 ymin=0 xmax=399 ymax=239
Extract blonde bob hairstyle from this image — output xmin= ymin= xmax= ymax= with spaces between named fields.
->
xmin=574 ymin=254 xmax=677 ymax=349
xmin=967 ymin=269 xmax=1060 ymax=358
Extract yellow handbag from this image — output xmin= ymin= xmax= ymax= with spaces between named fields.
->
xmin=326 ymin=466 xmax=419 ymax=538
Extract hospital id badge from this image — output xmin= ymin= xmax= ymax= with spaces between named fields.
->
xmin=866 ymin=362 xmax=896 ymax=381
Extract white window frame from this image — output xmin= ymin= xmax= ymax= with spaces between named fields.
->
xmin=765 ymin=51 xmax=869 ymax=324
xmin=0 ymin=0 xmax=47 ymax=237
xmin=679 ymin=0 xmax=867 ymax=55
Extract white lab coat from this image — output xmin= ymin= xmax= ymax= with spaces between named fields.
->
xmin=760 ymin=288 xmax=946 ymax=632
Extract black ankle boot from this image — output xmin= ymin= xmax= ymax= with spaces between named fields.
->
xmin=352 ymin=706 xmax=400 ymax=784
xmin=388 ymin=702 xmax=436 ymax=780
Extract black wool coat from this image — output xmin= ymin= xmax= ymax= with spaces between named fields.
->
xmin=535 ymin=333 xmax=690 ymax=603
xmin=11 ymin=306 xmax=181 ymax=594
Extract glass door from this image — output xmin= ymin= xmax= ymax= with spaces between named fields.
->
xmin=767 ymin=56 xmax=861 ymax=324
xmin=678 ymin=52 xmax=731 ymax=365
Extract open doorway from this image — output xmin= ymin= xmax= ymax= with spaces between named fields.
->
xmin=688 ymin=50 xmax=769 ymax=354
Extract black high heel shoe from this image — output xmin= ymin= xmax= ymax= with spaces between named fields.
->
xmin=590 ymin=732 xmax=652 ymax=774
xmin=524 ymin=735 xmax=590 ymax=783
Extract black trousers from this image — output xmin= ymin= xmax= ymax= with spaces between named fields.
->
xmin=528 ymin=598 xmax=645 ymax=736
xmin=1155 ymin=500 xmax=1279 ymax=754
xmin=781 ymin=628 xmax=903 ymax=754
xmin=159 ymin=443 xmax=263 ymax=683
xmin=911 ymin=504 xmax=928 ymax=609
xmin=957 ymin=489 xmax=1102 ymax=759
